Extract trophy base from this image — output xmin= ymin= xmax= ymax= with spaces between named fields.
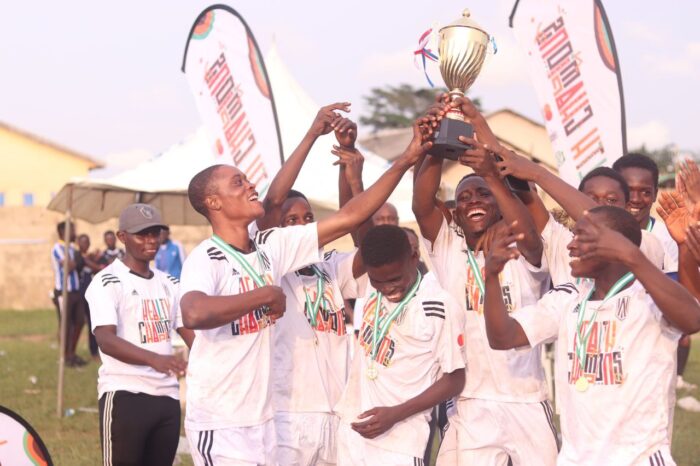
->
xmin=431 ymin=118 xmax=531 ymax=192
xmin=431 ymin=118 xmax=473 ymax=161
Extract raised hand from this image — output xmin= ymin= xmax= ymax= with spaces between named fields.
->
xmin=419 ymin=93 xmax=451 ymax=140
xmin=331 ymin=144 xmax=364 ymax=186
xmin=570 ymin=211 xmax=637 ymax=263
xmin=333 ymin=117 xmax=357 ymax=148
xmin=475 ymin=220 xmax=507 ymax=255
xmin=351 ymin=406 xmax=401 ymax=439
xmin=399 ymin=119 xmax=434 ymax=167
xmin=150 ymin=354 xmax=187 ymax=377
xmin=656 ymin=191 xmax=689 ymax=244
xmin=449 ymin=95 xmax=481 ymax=122
xmin=456 ymin=135 xmax=499 ymax=178
xmin=308 ymin=102 xmax=351 ymax=138
xmin=679 ymin=160 xmax=700 ymax=220
xmin=484 ymin=220 xmax=523 ymax=277
xmin=494 ymin=146 xmax=543 ymax=182
xmin=686 ymin=223 xmax=700 ymax=263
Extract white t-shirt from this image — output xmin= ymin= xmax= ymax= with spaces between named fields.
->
xmin=542 ymin=215 xmax=666 ymax=287
xmin=649 ymin=217 xmax=678 ymax=273
xmin=513 ymin=281 xmax=681 ymax=465
xmin=85 ymin=259 xmax=182 ymax=399
xmin=336 ymin=272 xmax=466 ymax=458
xmin=424 ymin=217 xmax=550 ymax=402
xmin=179 ymin=224 xmax=322 ymax=430
xmin=273 ymin=249 xmax=360 ymax=413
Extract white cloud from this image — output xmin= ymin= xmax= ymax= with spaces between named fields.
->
xmin=628 ymin=120 xmax=670 ymax=150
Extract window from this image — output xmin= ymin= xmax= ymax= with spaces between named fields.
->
xmin=23 ymin=193 xmax=34 ymax=206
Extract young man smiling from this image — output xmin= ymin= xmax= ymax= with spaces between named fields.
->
xmin=86 ymin=204 xmax=194 ymax=466
xmin=335 ymin=225 xmax=466 ymax=466
xmin=481 ymin=207 xmax=700 ymax=465
xmin=178 ymin=115 xmax=432 ymax=465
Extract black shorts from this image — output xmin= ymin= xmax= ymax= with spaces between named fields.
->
xmin=99 ymin=391 xmax=180 ymax=466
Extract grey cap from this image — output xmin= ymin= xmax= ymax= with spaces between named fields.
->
xmin=118 ymin=204 xmax=166 ymax=233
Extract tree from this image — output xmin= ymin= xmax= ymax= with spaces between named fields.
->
xmin=359 ymin=83 xmax=482 ymax=131
xmin=630 ymin=144 xmax=698 ymax=175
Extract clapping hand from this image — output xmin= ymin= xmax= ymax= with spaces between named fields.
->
xmin=484 ymin=220 xmax=523 ymax=277
xmin=657 ymin=191 xmax=690 ymax=244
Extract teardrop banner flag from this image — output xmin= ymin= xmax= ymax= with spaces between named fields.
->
xmin=182 ymin=4 xmax=283 ymax=197
xmin=0 ymin=405 xmax=53 ymax=466
xmin=509 ymin=0 xmax=627 ymax=185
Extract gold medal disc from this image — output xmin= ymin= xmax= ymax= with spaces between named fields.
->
xmin=575 ymin=376 xmax=589 ymax=392
xmin=366 ymin=363 xmax=378 ymax=380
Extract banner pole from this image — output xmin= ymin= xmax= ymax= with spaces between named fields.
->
xmin=56 ymin=185 xmax=73 ymax=418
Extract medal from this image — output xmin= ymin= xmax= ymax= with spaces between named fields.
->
xmin=366 ymin=362 xmax=378 ymax=380
xmin=575 ymin=376 xmax=589 ymax=392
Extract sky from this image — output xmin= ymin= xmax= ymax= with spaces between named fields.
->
xmin=1 ymin=0 xmax=699 ymax=167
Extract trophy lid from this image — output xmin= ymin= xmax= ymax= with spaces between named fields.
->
xmin=440 ymin=9 xmax=488 ymax=36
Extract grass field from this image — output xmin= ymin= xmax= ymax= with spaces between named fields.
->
xmin=1 ymin=310 xmax=700 ymax=465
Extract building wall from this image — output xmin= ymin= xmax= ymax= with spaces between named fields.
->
xmin=0 ymin=125 xmax=97 ymax=207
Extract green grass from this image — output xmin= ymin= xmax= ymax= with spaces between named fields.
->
xmin=1 ymin=310 xmax=699 ymax=465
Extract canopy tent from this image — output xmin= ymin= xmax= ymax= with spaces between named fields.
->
xmin=48 ymin=45 xmax=416 ymax=225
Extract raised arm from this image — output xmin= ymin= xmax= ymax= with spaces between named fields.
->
xmin=482 ymin=222 xmax=532 ymax=349
xmin=317 ymin=120 xmax=432 ymax=247
xmin=496 ymin=149 xmax=596 ymax=222
xmin=256 ymin=102 xmax=350 ymax=231
xmin=458 ymin=135 xmax=542 ymax=266
xmin=180 ymin=285 xmax=286 ymax=330
xmin=577 ymin=212 xmax=700 ymax=334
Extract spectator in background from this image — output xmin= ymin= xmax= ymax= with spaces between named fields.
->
xmin=77 ymin=234 xmax=102 ymax=360
xmin=402 ymin=227 xmax=429 ymax=275
xmin=371 ymin=202 xmax=399 ymax=226
xmin=155 ymin=226 xmax=186 ymax=279
xmin=100 ymin=230 xmax=125 ymax=265
xmin=51 ymin=221 xmax=86 ymax=367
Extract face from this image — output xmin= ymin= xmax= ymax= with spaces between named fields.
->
xmin=372 ymin=203 xmax=399 ymax=226
xmin=580 ymin=176 xmax=626 ymax=208
xmin=280 ymin=197 xmax=315 ymax=227
xmin=104 ymin=232 xmax=117 ymax=249
xmin=567 ymin=214 xmax=607 ymax=278
xmin=618 ymin=167 xmax=656 ymax=224
xmin=118 ymin=226 xmax=162 ymax=262
xmin=454 ymin=177 xmax=500 ymax=235
xmin=208 ymin=166 xmax=264 ymax=221
xmin=366 ymin=253 xmax=418 ymax=303
xmin=159 ymin=228 xmax=170 ymax=243
xmin=77 ymin=235 xmax=90 ymax=253
xmin=404 ymin=231 xmax=421 ymax=260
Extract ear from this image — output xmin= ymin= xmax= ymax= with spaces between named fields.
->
xmin=205 ymin=194 xmax=221 ymax=212
xmin=116 ymin=230 xmax=127 ymax=245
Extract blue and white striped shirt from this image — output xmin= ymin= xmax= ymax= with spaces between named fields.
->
xmin=51 ymin=242 xmax=80 ymax=292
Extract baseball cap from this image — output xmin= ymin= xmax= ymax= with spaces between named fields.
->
xmin=118 ymin=204 xmax=167 ymax=234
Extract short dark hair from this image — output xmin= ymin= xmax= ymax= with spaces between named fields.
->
xmin=286 ymin=189 xmax=308 ymax=202
xmin=57 ymin=221 xmax=67 ymax=237
xmin=578 ymin=167 xmax=630 ymax=202
xmin=361 ymin=225 xmax=412 ymax=267
xmin=78 ymin=233 xmax=89 ymax=241
xmin=188 ymin=165 xmax=224 ymax=218
xmin=612 ymin=153 xmax=660 ymax=189
xmin=103 ymin=230 xmax=115 ymax=237
xmin=588 ymin=205 xmax=642 ymax=246
xmin=401 ymin=227 xmax=418 ymax=239
xmin=444 ymin=200 xmax=456 ymax=209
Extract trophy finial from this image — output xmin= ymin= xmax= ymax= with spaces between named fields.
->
xmin=462 ymin=9 xmax=471 ymax=18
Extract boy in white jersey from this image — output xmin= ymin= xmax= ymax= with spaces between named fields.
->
xmin=251 ymin=103 xmax=367 ymax=465
xmin=86 ymin=204 xmax=195 ymax=466
xmin=335 ymin=225 xmax=466 ymax=466
xmin=179 ymin=117 xmax=432 ymax=465
xmin=413 ymin=96 xmax=557 ymax=466
xmin=481 ymin=206 xmax=700 ymax=465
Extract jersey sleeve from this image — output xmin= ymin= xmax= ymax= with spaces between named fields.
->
xmin=163 ymin=274 xmax=183 ymax=329
xmin=256 ymin=223 xmax=322 ymax=279
xmin=511 ymin=285 xmax=574 ymax=347
xmin=179 ymin=245 xmax=220 ymax=296
xmin=429 ymin=292 xmax=467 ymax=374
xmin=325 ymin=249 xmax=361 ymax=299
xmin=85 ymin=275 xmax=120 ymax=330
xmin=541 ymin=215 xmax=574 ymax=287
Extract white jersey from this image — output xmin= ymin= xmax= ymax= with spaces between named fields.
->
xmin=335 ymin=272 xmax=466 ymax=458
xmin=513 ymin=281 xmax=681 ymax=465
xmin=85 ymin=259 xmax=182 ymax=399
xmin=649 ymin=217 xmax=678 ymax=273
xmin=179 ymin=224 xmax=322 ymax=431
xmin=424 ymin=217 xmax=550 ymax=402
xmin=273 ymin=249 xmax=360 ymax=413
xmin=542 ymin=215 xmax=666 ymax=287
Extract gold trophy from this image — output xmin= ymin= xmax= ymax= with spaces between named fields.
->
xmin=432 ymin=10 xmax=529 ymax=190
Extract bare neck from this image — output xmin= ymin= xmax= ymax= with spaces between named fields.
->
xmin=211 ymin=219 xmax=253 ymax=253
xmin=122 ymin=254 xmax=151 ymax=277
xmin=591 ymin=263 xmax=632 ymax=300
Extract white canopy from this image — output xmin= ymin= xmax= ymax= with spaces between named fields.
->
xmin=48 ymin=46 xmax=415 ymax=225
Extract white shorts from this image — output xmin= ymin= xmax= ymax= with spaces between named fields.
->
xmin=186 ymin=419 xmax=276 ymax=466
xmin=437 ymin=398 xmax=558 ymax=466
xmin=275 ymin=411 xmax=339 ymax=465
xmin=336 ymin=421 xmax=425 ymax=466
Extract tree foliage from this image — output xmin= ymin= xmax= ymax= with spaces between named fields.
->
xmin=630 ymin=144 xmax=698 ymax=175
xmin=360 ymin=83 xmax=482 ymax=131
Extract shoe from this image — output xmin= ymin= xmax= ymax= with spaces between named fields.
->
xmin=73 ymin=355 xmax=88 ymax=367
xmin=677 ymin=376 xmax=697 ymax=391
xmin=678 ymin=396 xmax=700 ymax=412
